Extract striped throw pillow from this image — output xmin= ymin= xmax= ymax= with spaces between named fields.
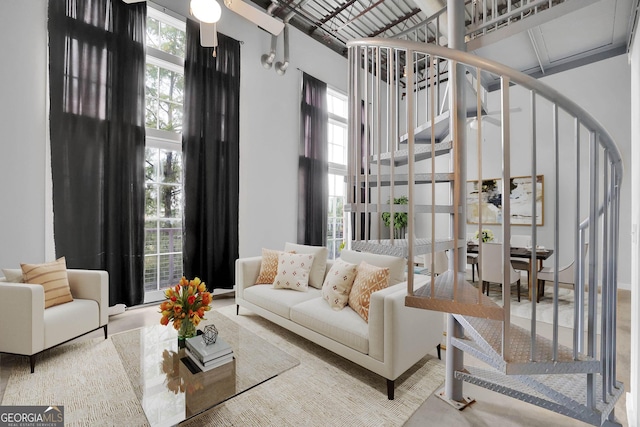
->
xmin=21 ymin=257 xmax=74 ymax=309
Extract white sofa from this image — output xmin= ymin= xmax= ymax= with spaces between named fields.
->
xmin=235 ymin=249 xmax=443 ymax=399
xmin=0 ymin=269 xmax=109 ymax=372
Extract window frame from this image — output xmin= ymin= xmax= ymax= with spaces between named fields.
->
xmin=143 ymin=6 xmax=186 ymax=303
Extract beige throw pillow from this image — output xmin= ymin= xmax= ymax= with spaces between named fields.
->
xmin=283 ymin=243 xmax=328 ymax=289
xmin=322 ymin=258 xmax=358 ymax=310
xmin=348 ymin=261 xmax=390 ymax=322
xmin=255 ymin=248 xmax=285 ymax=284
xmin=21 ymin=257 xmax=74 ymax=309
xmin=272 ymin=252 xmax=315 ymax=292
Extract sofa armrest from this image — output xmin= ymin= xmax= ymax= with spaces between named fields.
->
xmin=235 ymin=257 xmax=262 ymax=301
xmin=0 ymin=282 xmax=45 ymax=355
xmin=368 ymin=280 xmax=444 ymax=379
xmin=67 ymin=269 xmax=109 ymax=327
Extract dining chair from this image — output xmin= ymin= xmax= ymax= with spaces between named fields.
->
xmin=480 ymin=242 xmax=523 ymax=302
xmin=536 ymin=243 xmax=588 ymax=302
xmin=466 ymin=233 xmax=479 ymax=282
xmin=510 ymin=235 xmax=531 ymax=294
xmin=417 ymin=251 xmax=449 ymax=276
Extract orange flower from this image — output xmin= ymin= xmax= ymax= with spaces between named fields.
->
xmin=192 ymin=313 xmax=201 ymax=326
xmin=197 ymin=307 xmax=205 ymax=318
xmin=201 ymin=293 xmax=211 ymax=305
xmin=173 ymin=319 xmax=181 ymax=330
xmin=160 ymin=316 xmax=169 ymax=326
xmin=174 ymin=304 xmax=182 ymax=314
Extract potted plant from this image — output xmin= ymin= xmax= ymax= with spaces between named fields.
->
xmin=381 ymin=196 xmax=409 ymax=239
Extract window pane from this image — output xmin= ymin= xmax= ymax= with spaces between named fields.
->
xmin=158 ymin=184 xmax=181 ymax=218
xmin=145 ymin=184 xmax=158 ymax=217
xmin=144 ymin=255 xmax=158 ymax=291
xmin=145 ymin=148 xmax=158 ymax=182
xmin=159 ymin=150 xmax=181 ymax=183
xmin=158 ymin=68 xmax=183 ymax=103
xmin=160 ymin=22 xmax=185 ymax=58
xmin=146 ymin=17 xmax=161 ymax=50
xmin=144 ymin=220 xmax=157 ymax=255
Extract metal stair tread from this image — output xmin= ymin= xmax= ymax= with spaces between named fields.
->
xmin=350 ymin=238 xmax=456 ymax=257
xmin=371 ymin=139 xmax=453 ymax=166
xmin=358 ymin=172 xmax=454 ymax=186
xmin=344 ymin=203 xmax=454 ymax=214
xmin=455 ymin=314 xmax=600 ymax=372
xmin=407 ymin=271 xmax=504 ymax=319
xmin=456 ymin=366 xmax=624 ymax=426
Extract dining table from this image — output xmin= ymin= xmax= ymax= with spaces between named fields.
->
xmin=466 ymin=243 xmax=554 ymax=301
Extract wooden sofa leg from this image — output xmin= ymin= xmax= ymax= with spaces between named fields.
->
xmin=387 ymin=379 xmax=395 ymax=400
xmin=30 ymin=355 xmax=35 ymax=373
xmin=236 ymin=305 xmax=239 ymax=315
xmin=436 ymin=343 xmax=442 ymax=360
xmin=103 ymin=324 xmax=108 ymax=339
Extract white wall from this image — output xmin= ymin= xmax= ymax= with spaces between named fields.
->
xmin=466 ymin=54 xmax=632 ymax=288
xmin=0 ymin=0 xmax=50 ymax=267
xmin=0 ymin=0 xmax=347 ymax=268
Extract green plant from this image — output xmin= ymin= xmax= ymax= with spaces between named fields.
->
xmin=381 ymin=196 xmax=409 ymax=230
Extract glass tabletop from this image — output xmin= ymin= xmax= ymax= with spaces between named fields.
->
xmin=111 ymin=311 xmax=299 ymax=427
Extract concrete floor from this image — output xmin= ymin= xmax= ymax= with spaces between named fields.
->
xmin=0 ymin=289 xmax=631 ymax=427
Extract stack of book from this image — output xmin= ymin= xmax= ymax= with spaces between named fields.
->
xmin=184 ymin=334 xmax=234 ymax=372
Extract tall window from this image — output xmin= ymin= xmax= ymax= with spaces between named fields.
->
xmin=327 ymin=89 xmax=348 ymax=259
xmin=144 ymin=8 xmax=186 ymax=301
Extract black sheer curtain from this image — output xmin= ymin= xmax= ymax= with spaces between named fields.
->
xmin=48 ymin=0 xmax=146 ymax=307
xmin=298 ymin=73 xmax=328 ymax=246
xmin=182 ymin=20 xmax=240 ymax=290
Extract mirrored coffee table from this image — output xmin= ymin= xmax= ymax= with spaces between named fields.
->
xmin=112 ymin=311 xmax=299 ymax=427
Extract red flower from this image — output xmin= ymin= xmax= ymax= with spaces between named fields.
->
xmin=187 ymin=295 xmax=196 ymax=305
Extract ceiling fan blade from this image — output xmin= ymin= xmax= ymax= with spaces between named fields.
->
xmin=121 ymin=0 xmax=147 ymax=3
xmin=224 ymin=0 xmax=284 ymax=36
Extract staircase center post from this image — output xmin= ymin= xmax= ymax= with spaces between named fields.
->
xmin=444 ymin=0 xmax=468 ymax=405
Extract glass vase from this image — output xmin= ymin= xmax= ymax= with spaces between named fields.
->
xmin=177 ymin=317 xmax=196 ymax=347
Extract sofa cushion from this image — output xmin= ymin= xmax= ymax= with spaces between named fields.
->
xmin=255 ymin=248 xmax=284 ymax=284
xmin=244 ymin=284 xmax=320 ymax=319
xmin=272 ymin=252 xmax=315 ymax=292
xmin=290 ymin=298 xmax=369 ymax=355
xmin=21 ymin=257 xmax=74 ymax=309
xmin=339 ymin=250 xmax=404 ymax=286
xmin=283 ymin=243 xmax=328 ymax=289
xmin=44 ymin=298 xmax=99 ymax=348
xmin=321 ymin=258 xmax=358 ymax=310
xmin=348 ymin=261 xmax=390 ymax=322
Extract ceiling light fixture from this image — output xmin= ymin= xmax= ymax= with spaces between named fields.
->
xmin=190 ymin=0 xmax=222 ymax=23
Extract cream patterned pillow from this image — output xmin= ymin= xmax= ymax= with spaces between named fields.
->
xmin=322 ymin=258 xmax=358 ymax=310
xmin=255 ymin=248 xmax=285 ymax=284
xmin=348 ymin=261 xmax=390 ymax=322
xmin=272 ymin=252 xmax=315 ymax=292
xmin=21 ymin=257 xmax=74 ymax=309
xmin=283 ymin=243 xmax=328 ymax=289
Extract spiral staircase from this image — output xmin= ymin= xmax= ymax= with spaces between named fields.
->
xmin=344 ymin=7 xmax=624 ymax=425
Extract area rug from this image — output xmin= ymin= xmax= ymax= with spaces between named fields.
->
xmin=1 ymin=304 xmax=445 ymax=426
xmin=483 ymin=281 xmax=602 ymax=330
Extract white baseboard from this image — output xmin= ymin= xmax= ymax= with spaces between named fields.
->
xmin=108 ymin=303 xmax=127 ymax=316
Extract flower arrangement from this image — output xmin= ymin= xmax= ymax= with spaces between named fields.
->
xmin=475 ymin=228 xmax=495 ymax=243
xmin=159 ymin=277 xmax=212 ymax=338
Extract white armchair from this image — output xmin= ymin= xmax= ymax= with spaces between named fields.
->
xmin=0 ymin=269 xmax=109 ymax=372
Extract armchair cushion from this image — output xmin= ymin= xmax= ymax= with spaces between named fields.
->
xmin=21 ymin=257 xmax=73 ymax=308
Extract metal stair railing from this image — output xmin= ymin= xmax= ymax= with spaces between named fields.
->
xmin=346 ymin=37 xmax=623 ymax=424
xmin=394 ymin=0 xmax=571 ymax=45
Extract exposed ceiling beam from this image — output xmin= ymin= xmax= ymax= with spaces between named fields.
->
xmin=369 ymin=8 xmax=423 ymax=38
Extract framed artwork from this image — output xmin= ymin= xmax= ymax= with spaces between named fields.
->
xmin=466 ymin=175 xmax=544 ymax=226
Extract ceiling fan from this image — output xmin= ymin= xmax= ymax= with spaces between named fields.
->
xmin=123 ymin=0 xmax=284 ymax=49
